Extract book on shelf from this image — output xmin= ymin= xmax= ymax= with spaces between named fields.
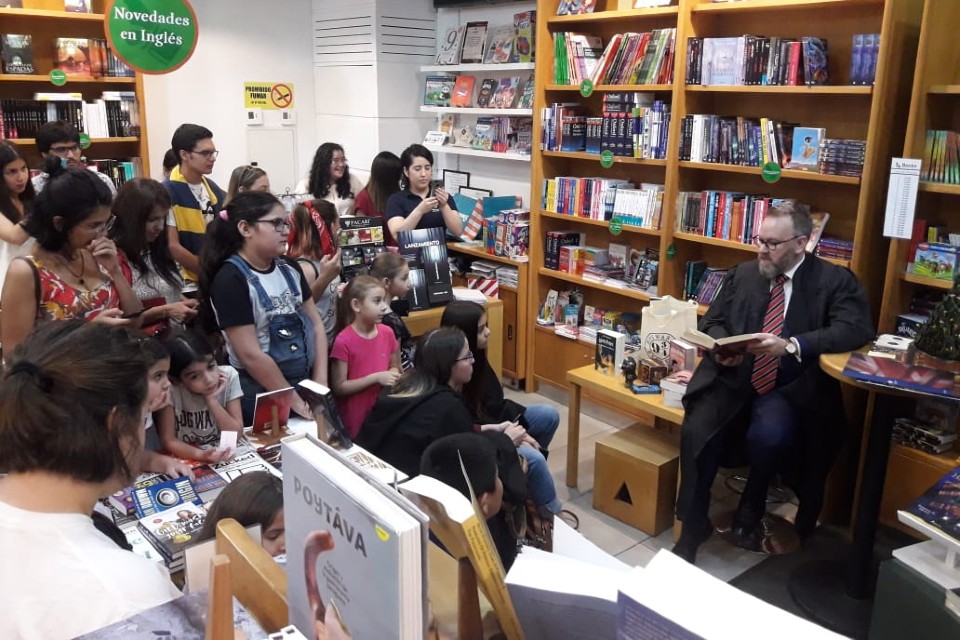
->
xmin=679 ymin=114 xmax=802 ymax=168
xmin=491 ymin=77 xmax=521 ymax=109
xmin=595 ymin=329 xmax=626 ymax=376
xmin=54 ymin=38 xmax=92 ymax=77
xmin=682 ymin=329 xmax=762 ymax=355
xmin=0 ymin=0 xmax=24 ymax=7
xmin=400 ymin=472 xmax=524 ymax=640
xmin=476 ymin=78 xmax=497 ymax=108
xmin=436 ymin=25 xmax=466 ymax=65
xmin=850 ymin=33 xmax=880 ymax=86
xmin=136 ymin=501 xmax=206 ymax=570
xmin=485 ymin=25 xmax=515 ymax=65
xmin=460 ymin=21 xmax=488 ymax=64
xmin=423 ymin=75 xmax=455 ymax=107
xmin=284 ymin=434 xmax=428 ymax=640
xmin=900 ymin=466 xmax=960 ymax=543
xmin=891 ymin=417 xmax=957 ymax=455
xmin=675 ymin=190 xmax=777 ymax=245
xmin=556 ymin=0 xmax=597 ymax=16
xmin=921 ymin=130 xmax=960 ymax=184
xmin=0 ymin=34 xmax=32 ymax=75
xmin=450 ymin=74 xmax=475 ymax=107
xmin=842 ymin=352 xmax=960 ymax=399
xmin=806 ymin=211 xmax=830 ymax=253
xmin=64 ymin=0 xmax=91 ymax=12
xmin=512 ymin=10 xmax=536 ymax=63
xmin=801 ymin=37 xmax=829 ymax=86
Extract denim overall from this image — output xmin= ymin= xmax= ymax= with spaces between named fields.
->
xmin=227 ymin=255 xmax=315 ymax=424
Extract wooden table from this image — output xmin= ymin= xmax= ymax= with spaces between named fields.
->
xmin=405 ymin=297 xmax=503 ymax=380
xmin=565 ymin=364 xmax=685 ymax=488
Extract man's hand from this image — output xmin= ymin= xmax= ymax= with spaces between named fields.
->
xmin=746 ymin=333 xmax=790 ymax=357
xmin=713 ymin=352 xmax=744 ymax=367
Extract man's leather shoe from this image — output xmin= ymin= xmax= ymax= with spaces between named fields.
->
xmin=730 ymin=506 xmax=764 ymax=551
xmin=671 ymin=518 xmax=714 ymax=564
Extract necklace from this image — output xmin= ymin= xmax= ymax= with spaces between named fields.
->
xmin=57 ymin=251 xmax=85 ymax=285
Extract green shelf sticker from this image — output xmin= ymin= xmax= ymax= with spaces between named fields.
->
xmin=666 ymin=243 xmax=677 ymax=260
xmin=761 ymin=162 xmax=782 ymax=183
xmin=79 ymin=133 xmax=91 ymax=149
xmin=49 ymin=69 xmax=67 ymax=86
xmin=579 ymin=79 xmax=594 ymax=97
xmin=599 ymin=150 xmax=614 ymax=168
xmin=609 ymin=217 xmax=623 ymax=236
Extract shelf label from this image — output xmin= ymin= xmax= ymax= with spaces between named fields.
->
xmin=105 ymin=0 xmax=199 ymax=74
xmin=609 ymin=217 xmax=623 ymax=236
xmin=883 ymin=157 xmax=922 ymax=239
xmin=666 ymin=243 xmax=676 ymax=260
xmin=761 ymin=162 xmax=781 ymax=183
xmin=78 ymin=133 xmax=91 ymax=150
xmin=599 ymin=150 xmax=614 ymax=168
xmin=579 ymin=79 xmax=594 ymax=97
xmin=49 ymin=70 xmax=67 ymax=86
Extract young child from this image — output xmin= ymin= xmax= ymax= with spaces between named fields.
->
xmin=287 ymin=199 xmax=342 ymax=343
xmin=198 ymin=471 xmax=285 ymax=558
xmin=157 ymin=332 xmax=243 ymax=463
xmin=369 ymin=252 xmax=415 ymax=371
xmin=330 ymin=275 xmax=400 ymax=439
xmin=139 ymin=337 xmax=194 ymax=478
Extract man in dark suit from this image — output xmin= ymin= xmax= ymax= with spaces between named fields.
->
xmin=673 ymin=201 xmax=874 ymax=564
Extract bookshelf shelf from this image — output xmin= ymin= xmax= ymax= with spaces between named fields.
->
xmin=0 ymin=7 xmax=105 ymax=22
xmin=543 ymin=150 xmax=668 ymax=166
xmin=673 ymin=232 xmax=756 ymax=253
xmin=546 ymin=84 xmax=673 ymax=92
xmin=540 ymin=210 xmax=661 ymax=236
xmin=425 ymin=145 xmax=530 ymax=162
xmin=691 ymin=0 xmax=882 ymax=14
xmin=447 ymin=242 xmax=528 ymax=266
xmin=546 ymin=7 xmax=679 ymax=26
xmin=538 ymin=267 xmax=653 ymax=302
xmin=686 ymin=85 xmax=873 ymax=96
xmin=678 ymin=161 xmax=862 ymax=185
xmin=419 ymin=106 xmax=533 ymax=116
xmin=419 ymin=63 xmax=535 ymax=73
xmin=917 ymin=181 xmax=960 ymax=195
xmin=820 ymin=257 xmax=852 ymax=269
xmin=10 ymin=137 xmax=139 ymax=145
xmin=901 ymin=272 xmax=954 ymax=290
xmin=926 ymin=84 xmax=960 ymax=95
xmin=0 ymin=74 xmax=136 ymax=84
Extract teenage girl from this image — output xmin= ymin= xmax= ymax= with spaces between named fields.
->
xmin=354 ymin=151 xmax=402 ymax=246
xmin=224 ymin=164 xmax=271 ymax=206
xmin=330 ymin=275 xmax=400 ymax=439
xmin=369 ymin=251 xmax=415 ymax=371
xmin=200 ymin=191 xmax=328 ymax=425
xmin=0 ymin=141 xmax=35 ymax=291
xmin=158 ymin=332 xmax=242 ymax=463
xmin=286 ymin=198 xmax=342 ymax=343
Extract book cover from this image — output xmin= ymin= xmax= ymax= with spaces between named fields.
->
xmin=64 ymin=0 xmax=91 ymax=11
xmin=136 ymin=501 xmax=206 ymax=565
xmin=667 ymin=339 xmax=696 ymax=373
xmin=903 ymin=466 xmax=960 ymax=542
xmin=518 ymin=74 xmax=535 ymax=109
xmin=0 ymin=0 xmax=24 ymax=6
xmin=252 ymin=386 xmax=294 ymax=434
xmin=460 ymin=21 xmax=488 ymax=64
xmin=297 ymin=379 xmax=353 ymax=449
xmin=109 ymin=473 xmax=164 ymax=516
xmin=787 ymin=127 xmax=824 ymax=170
xmin=423 ymin=75 xmax=455 ymax=107
xmin=491 ymin=77 xmax=521 ymax=109
xmin=54 ymin=37 xmax=92 ymax=77
xmin=512 ymin=10 xmax=536 ymax=63
xmin=436 ymin=25 xmax=465 ymax=65
xmin=397 ymin=227 xmax=453 ymax=306
xmin=132 ymin=475 xmax=202 ymax=519
xmin=476 ymin=78 xmax=498 ymax=108
xmin=485 ymin=25 xmax=515 ymax=64
xmin=451 ymin=74 xmax=476 ymax=107
xmin=209 ymin=446 xmax=281 ymax=482
xmin=595 ymin=329 xmax=626 ymax=376
xmin=190 ymin=464 xmax=228 ymax=501
xmin=801 ymin=37 xmax=829 ymax=86
xmin=682 ymin=329 xmax=763 ymax=356
xmin=0 ymin=34 xmax=33 ymax=74
xmin=842 ymin=353 xmax=960 ymax=398
xmin=283 ymin=435 xmax=427 ymax=640
xmin=806 ymin=211 xmax=830 ymax=252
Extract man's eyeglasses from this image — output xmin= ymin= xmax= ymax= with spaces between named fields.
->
xmin=86 ymin=215 xmax=116 ymax=235
xmin=253 ymin=218 xmax=292 ymax=233
xmin=752 ymin=235 xmax=803 ymax=251
xmin=457 ymin=351 xmax=475 ymax=363
xmin=49 ymin=143 xmax=80 ymax=155
xmin=190 ymin=149 xmax=219 ymax=160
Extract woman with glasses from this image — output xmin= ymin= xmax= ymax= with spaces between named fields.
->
xmin=297 ymin=142 xmax=364 ymax=218
xmin=201 ymin=191 xmax=328 ymax=425
xmin=357 ymin=327 xmax=476 ymax=478
xmin=224 ymin=164 xmax=271 ymax=206
xmin=1 ymin=156 xmax=143 ymax=358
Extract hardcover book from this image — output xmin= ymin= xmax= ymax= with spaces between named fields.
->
xmin=136 ymin=501 xmax=206 ymax=568
xmin=460 ymin=21 xmax=488 ymax=64
xmin=109 ymin=473 xmax=164 ymax=516
xmin=901 ymin=466 xmax=960 ymax=542
xmin=682 ymin=329 xmax=763 ymax=356
xmin=54 ymin=37 xmax=92 ymax=77
xmin=252 ymin=386 xmax=294 ymax=433
xmin=476 ymin=78 xmax=497 ymax=108
xmin=491 ymin=77 xmax=521 ymax=109
xmin=436 ymin=25 xmax=465 ymax=65
xmin=397 ymin=227 xmax=453 ymax=308
xmin=801 ymin=37 xmax=829 ymax=86
xmin=484 ymin=25 xmax=515 ymax=64
xmin=0 ymin=34 xmax=33 ymax=74
xmin=787 ymin=126 xmax=824 ymax=171
xmin=451 ymin=74 xmax=476 ymax=107
xmin=842 ymin=352 xmax=960 ymax=398
xmin=284 ymin=434 xmax=427 ymax=640
xmin=132 ymin=475 xmax=202 ymax=519
xmin=595 ymin=329 xmax=626 ymax=376
xmin=297 ymin=379 xmax=352 ymax=449
xmin=424 ymin=75 xmax=455 ymax=107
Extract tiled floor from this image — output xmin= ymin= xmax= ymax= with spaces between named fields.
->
xmin=506 ymin=382 xmax=799 ymax=583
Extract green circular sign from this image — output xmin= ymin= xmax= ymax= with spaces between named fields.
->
xmin=609 ymin=217 xmax=623 ymax=236
xmin=105 ymin=0 xmax=198 ymax=75
xmin=666 ymin=243 xmax=677 ymax=260
xmin=49 ymin=70 xmax=67 ymax=86
xmin=79 ymin=133 xmax=91 ymax=149
xmin=599 ymin=150 xmax=614 ymax=168
xmin=579 ymin=79 xmax=594 ymax=97
xmin=761 ymin=162 xmax=782 ymax=183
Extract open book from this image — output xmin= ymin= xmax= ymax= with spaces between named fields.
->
xmin=682 ymin=329 xmax=763 ymax=355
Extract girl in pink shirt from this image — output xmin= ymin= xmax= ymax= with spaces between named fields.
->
xmin=330 ymin=275 xmax=400 ymax=438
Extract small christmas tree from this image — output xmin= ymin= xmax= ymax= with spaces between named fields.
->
xmin=914 ymin=275 xmax=960 ymax=361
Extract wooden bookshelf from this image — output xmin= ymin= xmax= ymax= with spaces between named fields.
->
xmin=875 ymin=0 xmax=960 ymax=533
xmin=0 ymin=0 xmax=150 ymax=174
xmin=529 ymin=0 xmax=920 ymax=393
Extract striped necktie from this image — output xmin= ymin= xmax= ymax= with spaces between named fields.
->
xmin=751 ymin=274 xmax=788 ymax=395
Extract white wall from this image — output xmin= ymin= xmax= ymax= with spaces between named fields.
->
xmin=142 ymin=0 xmax=317 ymax=193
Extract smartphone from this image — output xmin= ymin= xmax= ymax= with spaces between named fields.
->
xmin=121 ymin=308 xmax=147 ymax=319
xmin=429 ymin=179 xmax=444 ymax=198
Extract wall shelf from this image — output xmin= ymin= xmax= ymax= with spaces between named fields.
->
xmin=419 ymin=63 xmax=535 ymax=73
xmin=420 ymin=106 xmax=533 ymax=116
xmin=425 ymin=145 xmax=530 ymax=162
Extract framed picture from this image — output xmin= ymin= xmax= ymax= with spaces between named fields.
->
xmin=443 ymin=169 xmax=470 ymax=194
xmin=459 ymin=186 xmax=493 ymax=200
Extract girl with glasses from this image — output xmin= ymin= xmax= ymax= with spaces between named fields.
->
xmin=1 ymin=156 xmax=143 ymax=358
xmin=201 ymin=191 xmax=328 ymax=425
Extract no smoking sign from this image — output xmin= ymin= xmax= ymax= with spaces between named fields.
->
xmin=244 ymin=82 xmax=295 ymax=110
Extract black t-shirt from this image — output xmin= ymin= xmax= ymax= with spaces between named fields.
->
xmin=385 ymin=189 xmax=459 ymax=232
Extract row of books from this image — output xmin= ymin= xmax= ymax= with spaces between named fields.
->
xmin=685 ymin=35 xmax=828 ymax=86
xmin=0 ymin=92 xmax=141 ymax=140
xmin=0 ymin=35 xmax=136 ymax=78
xmin=920 ymin=130 xmax=960 ymax=184
xmin=423 ymin=74 xmax=533 ymax=109
xmin=676 ymin=190 xmax=773 ymax=246
xmin=539 ymin=98 xmax=671 ymax=159
xmin=553 ymin=29 xmax=676 ymax=87
xmin=683 ymin=261 xmax=729 ymax=305
xmin=90 ymin=157 xmax=144 ymax=190
xmin=814 ymin=237 xmax=854 ymax=261
xmin=448 ymin=116 xmax=533 ymax=154
xmin=435 ymin=12 xmax=535 ymax=65
xmin=541 ymin=176 xmax=664 ymax=229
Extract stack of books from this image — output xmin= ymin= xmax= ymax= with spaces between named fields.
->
xmin=818 ymin=138 xmax=866 ymax=177
xmin=814 ymin=237 xmax=854 ymax=261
